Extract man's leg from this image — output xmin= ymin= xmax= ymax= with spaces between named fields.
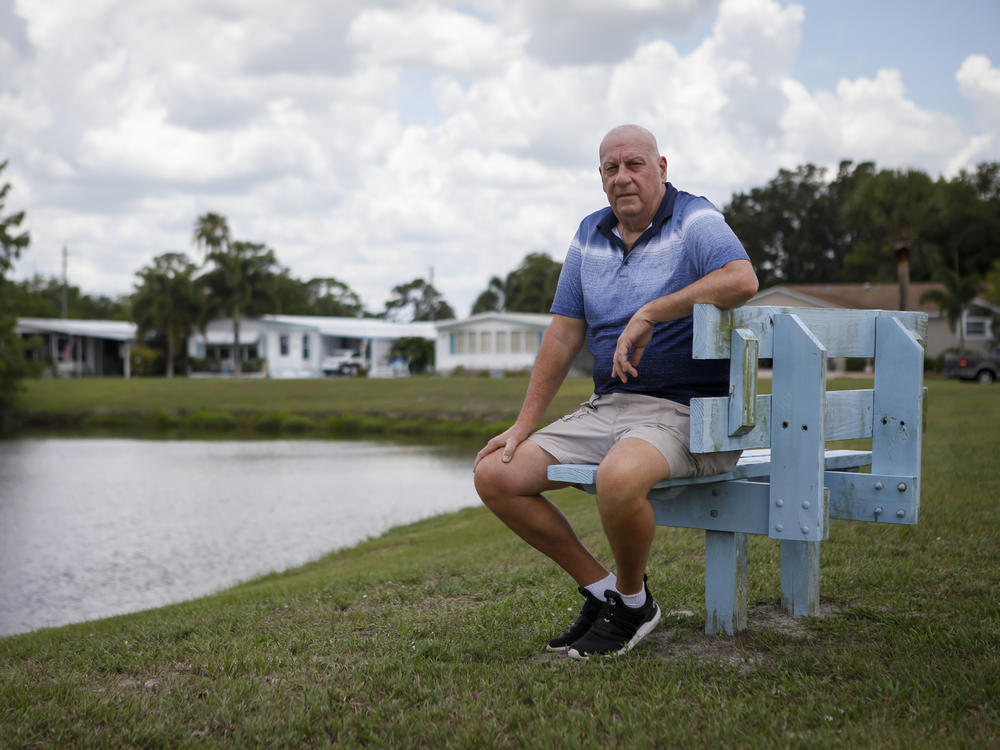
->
xmin=563 ymin=437 xmax=668 ymax=659
xmin=594 ymin=437 xmax=671 ymax=595
xmin=474 ymin=440 xmax=609 ymax=586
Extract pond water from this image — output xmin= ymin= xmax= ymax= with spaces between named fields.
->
xmin=0 ymin=437 xmax=478 ymax=637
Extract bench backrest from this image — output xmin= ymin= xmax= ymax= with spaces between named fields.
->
xmin=689 ymin=304 xmax=927 ymax=543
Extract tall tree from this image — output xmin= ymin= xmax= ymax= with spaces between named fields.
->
xmin=198 ymin=240 xmax=280 ymax=374
xmin=839 ymin=167 xmax=941 ymax=283
xmin=193 ymin=212 xmax=231 ymax=259
xmin=305 ymin=277 xmax=365 ymax=317
xmin=920 ymin=267 xmax=983 ymax=353
xmin=0 ymin=159 xmax=32 ymax=410
xmin=503 ymin=253 xmax=562 ymax=313
xmin=928 ymin=166 xmax=1000 ymax=279
xmin=723 ymin=163 xmax=861 ymax=287
xmin=8 ymin=275 xmax=129 ymax=320
xmin=384 ymin=278 xmax=454 ymax=322
xmin=471 ymin=276 xmax=506 ymax=314
xmin=131 ymin=252 xmax=201 ymax=377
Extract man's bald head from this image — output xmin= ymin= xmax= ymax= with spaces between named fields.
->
xmin=599 ymin=124 xmax=661 ymax=164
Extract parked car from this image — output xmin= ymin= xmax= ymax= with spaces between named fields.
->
xmin=321 ymin=349 xmax=365 ymax=376
xmin=943 ymin=350 xmax=999 ymax=384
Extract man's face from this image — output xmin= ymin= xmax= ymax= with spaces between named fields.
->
xmin=599 ymin=131 xmax=667 ymax=226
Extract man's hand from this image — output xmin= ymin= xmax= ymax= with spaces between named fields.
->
xmin=474 ymin=422 xmax=533 ymax=472
xmin=612 ymin=311 xmax=655 ymax=383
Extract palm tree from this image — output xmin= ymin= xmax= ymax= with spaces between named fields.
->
xmin=920 ymin=267 xmax=982 ymax=353
xmin=192 ymin=213 xmax=231 ymax=260
xmin=131 ymin=253 xmax=201 ymax=377
xmin=199 ymin=241 xmax=280 ymax=374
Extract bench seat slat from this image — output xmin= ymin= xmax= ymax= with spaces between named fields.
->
xmin=547 ymin=448 xmax=872 ymax=489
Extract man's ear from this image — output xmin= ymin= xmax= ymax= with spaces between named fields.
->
xmin=660 ymin=156 xmax=668 ymax=181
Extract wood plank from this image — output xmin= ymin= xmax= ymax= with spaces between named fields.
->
xmin=728 ymin=327 xmax=759 ymax=436
xmin=769 ymin=314 xmax=827 ymax=542
xmin=546 ymin=449 xmax=872 ymax=490
xmin=690 ymin=390 xmax=875 ymax=452
xmin=780 ymin=540 xmax=820 ymax=617
xmin=705 ymin=531 xmax=748 ymax=635
xmin=693 ymin=304 xmax=928 ymax=359
xmin=825 ymin=471 xmax=919 ymax=525
xmin=872 ymin=317 xmax=925 ymax=524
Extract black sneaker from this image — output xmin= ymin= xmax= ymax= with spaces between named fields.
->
xmin=567 ymin=581 xmax=661 ymax=660
xmin=546 ymin=586 xmax=604 ymax=652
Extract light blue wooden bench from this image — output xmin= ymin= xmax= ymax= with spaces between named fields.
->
xmin=549 ymin=304 xmax=927 ymax=634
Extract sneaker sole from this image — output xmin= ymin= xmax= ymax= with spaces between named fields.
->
xmin=545 ymin=644 xmax=570 ymax=653
xmin=566 ymin=604 xmax=661 ymax=661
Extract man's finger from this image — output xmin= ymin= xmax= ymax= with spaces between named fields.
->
xmin=502 ymin=437 xmax=521 ymax=462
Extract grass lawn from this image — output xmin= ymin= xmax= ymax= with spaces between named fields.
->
xmin=1 ymin=377 xmax=997 ymax=747
xmin=13 ymin=375 xmax=596 ymax=422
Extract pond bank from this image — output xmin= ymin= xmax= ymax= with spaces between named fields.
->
xmin=8 ymin=408 xmax=513 ymax=441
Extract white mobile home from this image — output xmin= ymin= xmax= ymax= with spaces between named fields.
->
xmin=188 ymin=315 xmax=437 ymax=378
xmin=435 ymin=312 xmax=594 ymax=376
xmin=16 ymin=318 xmax=138 ymax=378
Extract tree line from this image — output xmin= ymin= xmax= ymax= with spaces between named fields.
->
xmin=2 ymin=158 xmax=999 ymax=401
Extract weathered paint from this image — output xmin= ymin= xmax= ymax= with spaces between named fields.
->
xmin=728 ymin=327 xmax=759 ymax=437
xmin=872 ymin=318 xmax=925 ymax=524
xmin=780 ymin=539 xmax=821 ymax=617
xmin=705 ymin=531 xmax=748 ymax=635
xmin=770 ymin=314 xmax=827 ymax=543
xmin=692 ymin=304 xmax=928 ymax=359
xmin=548 ymin=304 xmax=926 ymax=635
xmin=690 ymin=390 xmax=876 ymax=453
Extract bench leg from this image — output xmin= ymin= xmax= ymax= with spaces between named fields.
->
xmin=780 ymin=540 xmax=820 ymax=616
xmin=705 ymin=530 xmax=748 ymax=635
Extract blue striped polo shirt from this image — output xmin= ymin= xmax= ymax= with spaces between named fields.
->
xmin=550 ymin=183 xmax=750 ymax=405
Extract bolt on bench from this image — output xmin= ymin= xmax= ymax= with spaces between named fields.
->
xmin=548 ymin=304 xmax=927 ymax=634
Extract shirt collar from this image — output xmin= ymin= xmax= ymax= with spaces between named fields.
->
xmin=597 ymin=182 xmax=678 ymax=245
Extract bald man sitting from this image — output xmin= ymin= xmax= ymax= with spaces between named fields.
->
xmin=474 ymin=124 xmax=759 ymax=659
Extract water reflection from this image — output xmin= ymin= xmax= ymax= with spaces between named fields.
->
xmin=0 ymin=437 xmax=477 ymax=637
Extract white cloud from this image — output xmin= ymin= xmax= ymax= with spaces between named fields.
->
xmin=2 ymin=0 xmax=998 ymax=317
xmin=492 ymin=0 xmax=718 ymax=65
xmin=780 ymin=69 xmax=973 ymax=178
xmin=348 ymin=5 xmax=526 ymax=74
xmin=956 ymin=54 xmax=1000 ymax=157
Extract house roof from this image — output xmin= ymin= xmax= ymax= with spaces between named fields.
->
xmin=260 ymin=315 xmax=438 ymax=340
xmin=751 ymin=283 xmax=948 ymax=314
xmin=15 ymin=318 xmax=137 ymax=342
xmin=434 ymin=312 xmax=553 ymax=331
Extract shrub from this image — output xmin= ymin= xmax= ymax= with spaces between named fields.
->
xmin=253 ymin=412 xmax=287 ymax=433
xmin=154 ymin=410 xmax=180 ymax=430
xmin=282 ymin=414 xmax=316 ymax=433
xmin=182 ymin=410 xmax=238 ymax=432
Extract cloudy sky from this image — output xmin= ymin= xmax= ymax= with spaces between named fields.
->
xmin=2 ymin=0 xmax=998 ymax=317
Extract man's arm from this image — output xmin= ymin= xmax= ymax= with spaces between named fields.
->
xmin=474 ymin=314 xmax=587 ymax=469
xmin=612 ymin=259 xmax=759 ymax=382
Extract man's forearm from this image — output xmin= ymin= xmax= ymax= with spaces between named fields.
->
xmin=636 ymin=259 xmax=758 ymax=325
xmin=513 ymin=317 xmax=585 ymax=432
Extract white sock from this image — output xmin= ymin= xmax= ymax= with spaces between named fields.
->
xmin=583 ymin=573 xmax=617 ymax=602
xmin=616 ymin=587 xmax=647 ymax=609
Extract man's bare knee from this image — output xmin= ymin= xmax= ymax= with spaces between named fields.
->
xmin=595 ymin=439 xmax=671 ymax=504
xmin=474 ymin=441 xmax=561 ymax=506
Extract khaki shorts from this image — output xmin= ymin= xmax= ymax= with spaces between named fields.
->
xmin=529 ymin=392 xmax=741 ymax=479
